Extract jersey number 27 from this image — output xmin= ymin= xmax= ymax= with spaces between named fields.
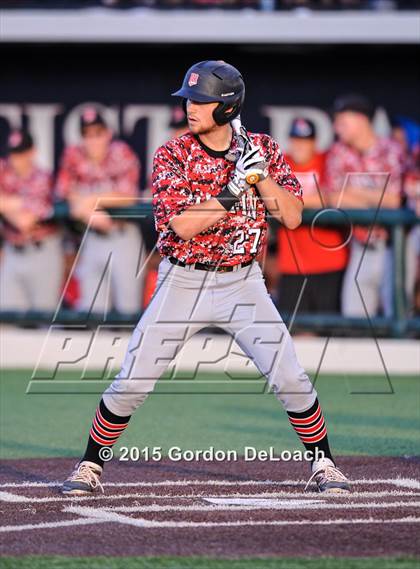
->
xmin=232 ymin=228 xmax=261 ymax=255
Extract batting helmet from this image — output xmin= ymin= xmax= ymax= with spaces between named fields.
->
xmin=172 ymin=60 xmax=245 ymax=126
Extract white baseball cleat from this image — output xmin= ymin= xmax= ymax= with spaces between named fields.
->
xmin=61 ymin=461 xmax=104 ymax=496
xmin=305 ymin=457 xmax=350 ymax=494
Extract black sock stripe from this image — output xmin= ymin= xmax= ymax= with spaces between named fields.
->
xmin=95 ymin=413 xmax=127 ymax=433
xmin=99 ymin=398 xmax=131 ymax=424
xmin=291 ymin=414 xmax=325 ymax=432
xmin=287 ymin=398 xmax=319 ymax=419
xmin=90 ymin=424 xmax=120 ymax=442
xmin=295 ymin=420 xmax=326 ymax=440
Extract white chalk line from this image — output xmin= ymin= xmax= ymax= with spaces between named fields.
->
xmin=65 ymin=506 xmax=150 ymax=528
xmin=0 ymin=473 xmax=418 ymax=535
xmin=391 ymin=478 xmax=420 ymax=490
xmin=107 ymin=499 xmax=323 ymax=512
xmin=2 ymin=498 xmax=420 ymax=534
xmin=1 ymin=490 xmax=419 ymax=504
xmin=4 ymin=503 xmax=418 ymax=533
xmin=1 ymin=477 xmax=419 ymax=489
xmin=68 ymin=505 xmax=420 ymax=530
xmin=0 ymin=491 xmax=33 ymax=503
xmin=99 ymin=500 xmax=420 ymax=513
xmin=94 ymin=515 xmax=420 ymax=529
xmin=0 ymin=517 xmax=109 ymax=533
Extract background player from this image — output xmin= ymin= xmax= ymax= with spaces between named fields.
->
xmin=324 ymin=95 xmax=403 ymax=317
xmin=61 ymin=61 xmax=350 ymax=496
xmin=56 ymin=107 xmax=144 ymax=315
xmin=276 ymin=117 xmax=348 ymax=315
xmin=0 ymin=129 xmax=63 ymax=311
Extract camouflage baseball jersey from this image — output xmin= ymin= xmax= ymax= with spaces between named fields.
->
xmin=152 ymin=131 xmax=302 ymax=266
xmin=0 ymin=158 xmax=56 ymax=246
xmin=56 ymin=140 xmax=140 ymax=199
xmin=324 ymin=137 xmax=404 ymax=243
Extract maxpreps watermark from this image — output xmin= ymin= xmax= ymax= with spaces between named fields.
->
xmin=98 ymin=446 xmax=325 ymax=463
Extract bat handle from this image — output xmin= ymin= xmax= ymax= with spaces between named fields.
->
xmin=231 ymin=116 xmax=242 ymax=137
xmin=232 ymin=115 xmax=252 ymax=146
xmin=232 ymin=117 xmax=257 ymax=181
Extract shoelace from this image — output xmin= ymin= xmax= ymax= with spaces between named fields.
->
xmin=71 ymin=464 xmax=104 ymax=494
xmin=304 ymin=465 xmax=348 ymax=492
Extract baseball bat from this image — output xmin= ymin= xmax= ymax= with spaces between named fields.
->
xmin=231 ymin=116 xmax=262 ymax=186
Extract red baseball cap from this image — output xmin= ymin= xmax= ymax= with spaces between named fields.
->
xmin=7 ymin=129 xmax=34 ymax=154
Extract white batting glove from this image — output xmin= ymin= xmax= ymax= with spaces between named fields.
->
xmin=227 ymin=146 xmax=269 ymax=198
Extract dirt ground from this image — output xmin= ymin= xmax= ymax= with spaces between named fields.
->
xmin=0 ymin=456 xmax=419 ymax=558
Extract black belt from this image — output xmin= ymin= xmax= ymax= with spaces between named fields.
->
xmin=12 ymin=241 xmax=43 ymax=252
xmin=168 ymin=256 xmax=254 ymax=273
xmin=91 ymin=226 xmax=127 ymax=237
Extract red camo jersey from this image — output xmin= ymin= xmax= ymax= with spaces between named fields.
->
xmin=152 ymin=131 xmax=303 ymax=266
xmin=0 ymin=158 xmax=56 ymax=245
xmin=324 ymin=137 xmax=403 ymax=197
xmin=56 ymin=140 xmax=140 ymax=199
xmin=324 ymin=137 xmax=404 ymax=243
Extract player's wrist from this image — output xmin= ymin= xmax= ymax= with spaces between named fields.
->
xmin=217 ymin=185 xmax=240 ymax=212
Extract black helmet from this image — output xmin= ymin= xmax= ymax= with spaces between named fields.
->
xmin=172 ymin=60 xmax=245 ymax=126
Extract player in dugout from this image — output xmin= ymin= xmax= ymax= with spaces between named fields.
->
xmin=276 ymin=117 xmax=349 ymax=316
xmin=324 ymin=94 xmax=403 ymax=318
xmin=0 ymin=129 xmax=63 ymax=312
xmin=56 ymin=107 xmax=145 ymax=315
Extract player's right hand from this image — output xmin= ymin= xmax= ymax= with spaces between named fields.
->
xmin=227 ymin=146 xmax=268 ymax=198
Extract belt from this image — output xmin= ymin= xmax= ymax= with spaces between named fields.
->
xmin=91 ymin=222 xmax=128 ymax=237
xmin=354 ymin=238 xmax=385 ymax=251
xmin=168 ymin=256 xmax=254 ymax=273
xmin=12 ymin=240 xmax=43 ymax=252
xmin=364 ymin=242 xmax=385 ymax=251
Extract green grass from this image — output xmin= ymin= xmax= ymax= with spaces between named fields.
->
xmin=1 ymin=369 xmax=419 ymax=460
xmin=1 ymin=557 xmax=419 ymax=569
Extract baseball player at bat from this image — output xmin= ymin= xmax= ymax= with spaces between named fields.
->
xmin=61 ymin=60 xmax=350 ymax=495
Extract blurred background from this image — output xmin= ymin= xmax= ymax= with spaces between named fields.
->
xmin=0 ymin=0 xmax=419 ymax=345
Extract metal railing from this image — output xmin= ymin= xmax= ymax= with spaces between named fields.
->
xmin=1 ymin=202 xmax=419 ymax=337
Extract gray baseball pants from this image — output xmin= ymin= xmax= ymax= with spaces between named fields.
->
xmin=0 ymin=234 xmax=63 ymax=311
xmin=103 ymin=257 xmax=317 ymax=417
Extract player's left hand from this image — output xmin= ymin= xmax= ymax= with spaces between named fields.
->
xmin=227 ymin=145 xmax=268 ymax=198
xmin=238 ymin=144 xmax=269 ymax=186
xmin=228 ymin=146 xmax=268 ymax=197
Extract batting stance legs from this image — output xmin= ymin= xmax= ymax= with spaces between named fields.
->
xmin=103 ymin=258 xmax=316 ymax=415
xmin=62 ymin=259 xmax=342 ymax=494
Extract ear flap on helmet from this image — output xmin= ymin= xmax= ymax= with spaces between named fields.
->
xmin=182 ymin=97 xmax=243 ymax=126
xmin=213 ymin=100 xmax=242 ymax=126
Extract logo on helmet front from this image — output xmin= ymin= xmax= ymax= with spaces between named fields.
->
xmin=188 ymin=73 xmax=199 ymax=87
xmin=82 ymin=107 xmax=98 ymax=123
xmin=9 ymin=131 xmax=22 ymax=147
